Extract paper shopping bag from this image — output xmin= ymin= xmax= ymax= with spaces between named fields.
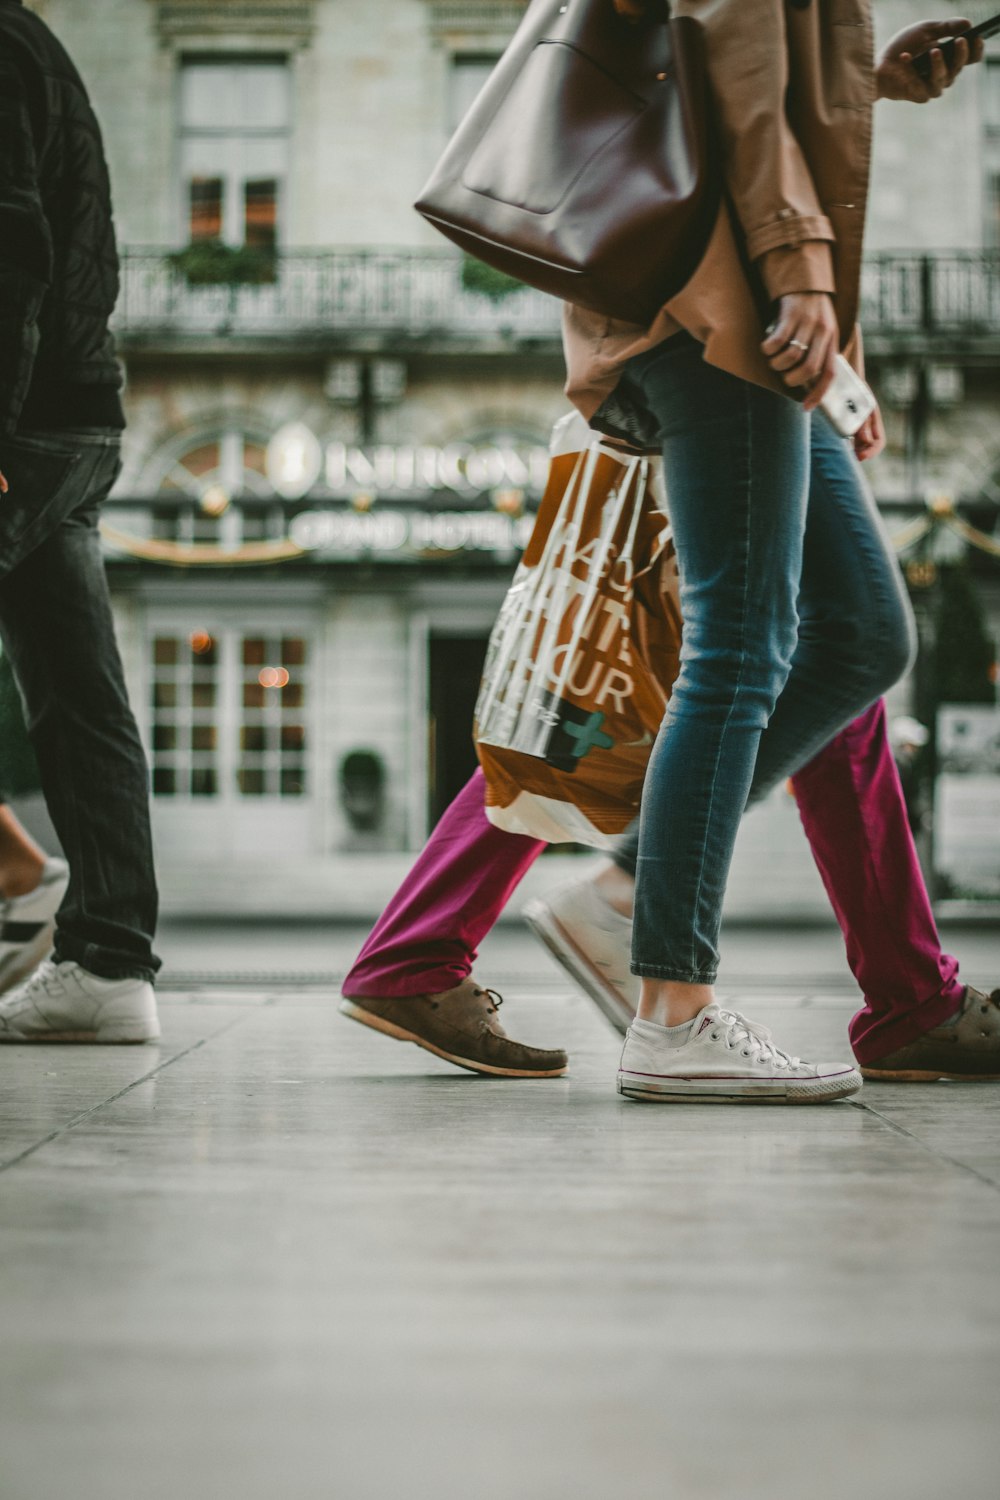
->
xmin=475 ymin=415 xmax=681 ymax=847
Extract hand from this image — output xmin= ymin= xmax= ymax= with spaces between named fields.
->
xmin=0 ymin=470 xmax=7 ymax=495
xmin=877 ymin=17 xmax=983 ymax=102
xmin=760 ymin=293 xmax=840 ymax=411
xmin=853 ymin=405 xmax=886 ymax=463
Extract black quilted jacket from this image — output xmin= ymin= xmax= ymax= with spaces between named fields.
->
xmin=0 ymin=0 xmax=123 ymax=435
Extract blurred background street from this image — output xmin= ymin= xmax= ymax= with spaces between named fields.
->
xmin=3 ymin=0 xmax=999 ymax=917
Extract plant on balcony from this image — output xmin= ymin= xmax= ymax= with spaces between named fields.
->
xmin=460 ymin=254 xmax=524 ymax=302
xmin=167 ymin=239 xmax=277 ymax=287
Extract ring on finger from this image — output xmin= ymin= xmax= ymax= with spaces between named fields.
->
xmin=788 ymin=339 xmax=809 ymax=352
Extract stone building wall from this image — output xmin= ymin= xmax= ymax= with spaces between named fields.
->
xmin=28 ymin=1 xmax=1000 ymax=256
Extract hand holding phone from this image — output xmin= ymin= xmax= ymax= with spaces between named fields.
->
xmin=911 ymin=13 xmax=998 ymax=81
xmin=877 ymin=15 xmax=994 ymax=102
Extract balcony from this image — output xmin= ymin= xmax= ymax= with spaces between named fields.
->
xmin=861 ymin=253 xmax=1000 ymax=355
xmin=115 ymin=248 xmax=1000 ymax=355
xmin=114 ymin=248 xmax=564 ymax=353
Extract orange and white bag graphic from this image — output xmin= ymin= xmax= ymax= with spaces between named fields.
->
xmin=475 ymin=414 xmax=681 ymax=847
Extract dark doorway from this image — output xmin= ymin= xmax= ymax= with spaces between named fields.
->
xmin=428 ymin=633 xmax=490 ymax=830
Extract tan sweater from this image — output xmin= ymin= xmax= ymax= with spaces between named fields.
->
xmin=563 ymin=0 xmax=874 ymax=434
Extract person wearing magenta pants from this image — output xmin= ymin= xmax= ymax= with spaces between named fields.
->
xmin=342 ymin=696 xmax=999 ymax=1081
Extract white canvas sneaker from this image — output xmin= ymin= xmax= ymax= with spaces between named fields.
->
xmin=618 ymin=1004 xmax=862 ymax=1103
xmin=0 ymin=858 xmax=69 ymax=995
xmin=524 ymin=878 xmax=638 ymax=1034
xmin=0 ymin=959 xmax=160 ymax=1043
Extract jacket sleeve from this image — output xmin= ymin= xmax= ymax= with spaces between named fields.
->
xmin=673 ymin=0 xmax=836 ymax=300
xmin=0 ymin=53 xmax=53 ymax=435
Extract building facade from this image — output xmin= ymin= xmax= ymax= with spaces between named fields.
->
xmin=20 ymin=0 xmax=1000 ymax=912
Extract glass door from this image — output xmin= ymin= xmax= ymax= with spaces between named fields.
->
xmin=144 ymin=611 xmax=317 ymax=862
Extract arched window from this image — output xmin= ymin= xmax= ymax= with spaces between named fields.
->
xmin=142 ymin=425 xmax=280 ymax=546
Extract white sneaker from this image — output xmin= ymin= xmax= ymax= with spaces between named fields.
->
xmin=524 ymin=879 xmax=637 ymax=1033
xmin=0 ymin=959 xmax=160 ymax=1043
xmin=0 ymin=858 xmax=69 ymax=995
xmin=618 ymin=1004 xmax=862 ymax=1103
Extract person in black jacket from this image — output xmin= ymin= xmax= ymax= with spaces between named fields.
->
xmin=0 ymin=0 xmax=160 ymax=1042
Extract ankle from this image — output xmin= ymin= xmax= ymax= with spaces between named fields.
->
xmin=638 ymin=980 xmax=714 ymax=1028
xmin=592 ymin=861 xmax=634 ymax=918
xmin=0 ymin=853 xmax=47 ymax=900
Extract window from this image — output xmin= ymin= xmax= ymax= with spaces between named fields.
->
xmin=149 ymin=630 xmax=309 ymax=801
xmin=179 ymin=58 xmax=291 ymax=248
xmin=150 ymin=428 xmax=278 ymax=546
xmin=151 ymin=633 xmax=221 ymax=798
xmin=449 ymin=54 xmax=501 ymax=131
xmin=985 ymin=61 xmax=1000 ymax=132
xmin=983 ymin=64 xmax=1000 ymax=245
xmin=990 ymin=174 xmax=1000 ymax=249
xmin=239 ymin=635 xmax=309 ymax=797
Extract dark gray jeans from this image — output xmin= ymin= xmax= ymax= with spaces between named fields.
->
xmin=0 ymin=428 xmax=159 ymax=980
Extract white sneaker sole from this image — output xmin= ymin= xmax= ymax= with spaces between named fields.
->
xmin=0 ymin=1007 xmax=161 ymax=1044
xmin=339 ymin=999 xmax=567 ymax=1078
xmin=0 ymin=1022 xmax=161 ymax=1044
xmin=523 ymin=898 xmax=634 ymax=1035
xmin=617 ymin=1068 xmax=862 ymax=1103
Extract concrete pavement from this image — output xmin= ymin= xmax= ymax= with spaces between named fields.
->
xmin=1 ymin=922 xmax=998 ymax=1500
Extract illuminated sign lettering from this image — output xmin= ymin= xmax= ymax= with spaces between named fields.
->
xmin=289 ymin=508 xmax=536 ymax=556
xmin=267 ymin=424 xmax=550 ymax=501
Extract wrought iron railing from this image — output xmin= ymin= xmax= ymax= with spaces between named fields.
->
xmin=115 ymin=248 xmax=562 ymax=340
xmin=114 ymin=248 xmax=1000 ymax=342
xmin=861 ymin=253 xmax=1000 ymax=334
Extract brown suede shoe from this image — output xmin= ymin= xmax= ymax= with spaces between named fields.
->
xmin=339 ymin=978 xmax=568 ymax=1078
xmin=861 ymin=986 xmax=1000 ymax=1081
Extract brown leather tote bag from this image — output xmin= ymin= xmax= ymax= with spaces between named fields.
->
xmin=415 ymin=0 xmax=719 ymax=326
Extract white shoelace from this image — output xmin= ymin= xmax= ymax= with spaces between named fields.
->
xmin=14 ymin=958 xmax=66 ymax=1002
xmin=712 ymin=1010 xmax=801 ymax=1070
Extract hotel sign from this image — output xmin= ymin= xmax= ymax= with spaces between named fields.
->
xmin=289 ymin=507 xmax=535 ymax=557
xmin=266 ymin=423 xmax=551 ymax=501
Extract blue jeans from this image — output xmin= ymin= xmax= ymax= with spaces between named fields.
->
xmin=623 ymin=336 xmax=915 ymax=982
xmin=0 ymin=429 xmax=160 ymax=981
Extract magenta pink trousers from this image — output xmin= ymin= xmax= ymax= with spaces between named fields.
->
xmin=344 ymin=700 xmax=962 ymax=1064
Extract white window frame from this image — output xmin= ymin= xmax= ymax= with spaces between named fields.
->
xmin=176 ymin=54 xmax=293 ymax=248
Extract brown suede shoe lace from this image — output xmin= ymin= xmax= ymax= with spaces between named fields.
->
xmin=473 ymin=987 xmax=504 ymax=1014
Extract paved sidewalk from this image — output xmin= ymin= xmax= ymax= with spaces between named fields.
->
xmin=1 ymin=925 xmax=998 ymax=1500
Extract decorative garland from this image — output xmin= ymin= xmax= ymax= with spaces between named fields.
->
xmin=99 ymin=522 xmax=308 ymax=567
xmin=890 ymin=495 xmax=1000 ymax=563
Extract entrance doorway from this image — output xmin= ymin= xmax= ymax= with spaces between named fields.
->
xmin=428 ymin=633 xmax=490 ymax=829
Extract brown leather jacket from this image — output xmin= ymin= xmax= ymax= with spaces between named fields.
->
xmin=564 ymin=0 xmax=874 ymax=438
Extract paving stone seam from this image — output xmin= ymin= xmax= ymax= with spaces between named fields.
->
xmin=0 ymin=1014 xmax=251 ymax=1175
xmin=851 ymin=1099 xmax=1000 ymax=1195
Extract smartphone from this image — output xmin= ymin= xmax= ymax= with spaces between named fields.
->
xmin=819 ymin=355 xmax=877 ymax=439
xmin=911 ymin=13 xmax=1000 ymax=81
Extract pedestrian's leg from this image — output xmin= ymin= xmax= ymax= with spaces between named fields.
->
xmin=0 ymin=465 xmax=159 ymax=980
xmin=0 ymin=796 xmax=69 ymax=996
xmin=616 ymin=340 xmax=862 ymax=1101
xmin=343 ymin=768 xmax=545 ymax=997
xmin=0 ymin=800 xmax=47 ymax=897
xmin=614 ymin=415 xmax=954 ymax=1057
xmin=340 ymin=769 xmax=565 ymax=1078
xmin=791 ymin=701 xmax=964 ymax=1062
xmin=628 ymin=344 xmax=810 ymax=994
xmin=737 ymin=413 xmax=915 ymax=794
